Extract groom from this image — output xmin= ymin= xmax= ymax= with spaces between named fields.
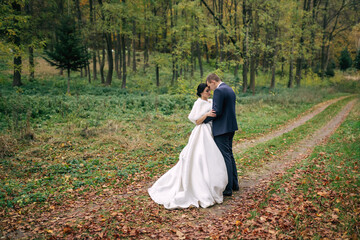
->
xmin=204 ymin=73 xmax=239 ymax=196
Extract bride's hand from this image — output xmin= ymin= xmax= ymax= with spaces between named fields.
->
xmin=207 ymin=110 xmax=216 ymax=117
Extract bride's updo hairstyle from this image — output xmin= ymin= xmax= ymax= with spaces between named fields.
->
xmin=196 ymin=83 xmax=208 ymax=97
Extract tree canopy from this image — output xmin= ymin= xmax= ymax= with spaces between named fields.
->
xmin=1 ymin=0 xmax=359 ymax=91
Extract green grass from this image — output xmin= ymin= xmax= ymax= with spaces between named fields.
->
xmin=0 ymin=67 xmax=356 ymax=210
xmin=235 ymin=96 xmax=356 ymax=175
xmin=239 ymin=99 xmax=360 ymax=238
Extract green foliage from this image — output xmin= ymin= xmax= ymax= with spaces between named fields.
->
xmin=354 ymin=48 xmax=360 ymax=70
xmin=339 ymin=48 xmax=353 ymax=71
xmin=325 ymin=59 xmax=336 ymax=77
xmin=44 ymin=16 xmax=90 ymax=72
xmin=0 ymin=1 xmax=28 ymax=44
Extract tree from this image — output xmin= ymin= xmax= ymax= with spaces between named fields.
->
xmin=338 ymin=47 xmax=352 ymax=71
xmin=44 ymin=16 xmax=90 ymax=94
xmin=354 ymin=48 xmax=360 ymax=70
xmin=0 ymin=1 xmax=28 ymax=86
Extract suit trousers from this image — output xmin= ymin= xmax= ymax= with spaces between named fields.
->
xmin=214 ymin=132 xmax=239 ymax=195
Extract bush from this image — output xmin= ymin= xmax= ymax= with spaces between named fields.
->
xmin=354 ymin=48 xmax=360 ymax=70
xmin=325 ymin=59 xmax=336 ymax=77
xmin=339 ymin=48 xmax=353 ymax=71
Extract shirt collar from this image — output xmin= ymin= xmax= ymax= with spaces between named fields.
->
xmin=217 ymin=82 xmax=223 ymax=88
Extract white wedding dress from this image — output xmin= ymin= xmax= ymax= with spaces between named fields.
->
xmin=148 ymin=98 xmax=228 ymax=209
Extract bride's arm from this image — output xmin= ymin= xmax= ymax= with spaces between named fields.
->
xmin=195 ymin=110 xmax=216 ymax=125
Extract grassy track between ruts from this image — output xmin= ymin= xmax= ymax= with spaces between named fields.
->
xmin=234 ymin=98 xmax=360 ymax=239
xmin=0 ymin=81 xmax=347 ymax=210
xmin=234 ymin=88 xmax=348 ymax=141
xmin=235 ymin=96 xmax=356 ymax=176
xmin=0 ymin=78 xmax=355 ymax=238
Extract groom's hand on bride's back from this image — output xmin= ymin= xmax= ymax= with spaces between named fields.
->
xmin=203 ymin=110 xmax=216 ymax=123
xmin=207 ymin=110 xmax=216 ymax=118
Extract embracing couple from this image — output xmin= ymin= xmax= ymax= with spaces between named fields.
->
xmin=148 ymin=73 xmax=239 ymax=209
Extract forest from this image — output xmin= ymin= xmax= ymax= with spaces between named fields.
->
xmin=0 ymin=0 xmax=360 ymax=239
xmin=1 ymin=0 xmax=360 ymax=92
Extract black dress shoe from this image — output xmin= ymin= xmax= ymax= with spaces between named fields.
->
xmin=233 ymin=187 xmax=240 ymax=191
xmin=223 ymin=191 xmax=232 ymax=196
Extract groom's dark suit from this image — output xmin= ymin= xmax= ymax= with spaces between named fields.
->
xmin=204 ymin=83 xmax=239 ymax=195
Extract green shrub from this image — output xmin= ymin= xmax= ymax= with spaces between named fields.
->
xmin=339 ymin=48 xmax=353 ymax=71
xmin=354 ymin=48 xmax=360 ymax=70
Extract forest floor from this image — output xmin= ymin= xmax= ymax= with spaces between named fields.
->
xmin=1 ymin=96 xmax=359 ymax=239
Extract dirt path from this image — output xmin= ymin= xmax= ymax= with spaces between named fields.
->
xmin=205 ymin=99 xmax=357 ymax=217
xmin=233 ymin=95 xmax=349 ymax=153
xmin=3 ymin=97 xmax=356 ymax=239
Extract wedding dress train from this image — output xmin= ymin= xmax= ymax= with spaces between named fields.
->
xmin=148 ymin=98 xmax=228 ymax=209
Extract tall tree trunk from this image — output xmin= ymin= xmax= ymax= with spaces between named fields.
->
xmin=156 ymin=64 xmax=160 ymax=87
xmin=12 ymin=2 xmax=22 ymax=87
xmin=249 ymin=3 xmax=257 ymax=95
xmin=170 ymin=0 xmax=177 ymax=85
xmin=105 ymin=33 xmax=113 ymax=85
xmin=320 ymin=0 xmax=329 ymax=78
xmin=295 ymin=0 xmax=310 ymax=86
xmin=93 ymin=51 xmax=97 ymax=80
xmin=90 ymin=0 xmax=97 ymax=80
xmin=67 ymin=68 xmax=71 ymax=94
xmin=204 ymin=43 xmax=210 ymax=63
xmin=270 ymin=25 xmax=279 ymax=90
xmin=87 ymin=63 xmax=91 ymax=83
xmin=162 ymin=3 xmax=169 ymax=53
xmin=215 ymin=32 xmax=219 ymax=68
xmin=218 ymin=0 xmax=224 ymax=62
xmin=295 ymin=58 xmax=302 ymax=87
xmin=75 ymin=0 xmax=86 ymax=81
xmin=310 ymin=0 xmax=318 ymax=70
xmin=121 ymin=34 xmax=127 ymax=89
xmin=25 ymin=1 xmax=35 ymax=82
xmin=249 ymin=55 xmax=256 ymax=95
xmin=98 ymin=49 xmax=105 ymax=84
xmin=144 ymin=35 xmax=149 ymax=68
xmin=263 ymin=29 xmax=270 ymax=72
xmin=118 ymin=33 xmax=122 ymax=79
xmin=84 ymin=65 xmax=87 ymax=77
xmin=132 ymin=20 xmax=137 ymax=72
xmin=127 ymin=35 xmax=131 ymax=67
xmin=191 ymin=43 xmax=195 ymax=77
xmin=29 ymin=46 xmax=35 ymax=81
xmin=234 ymin=64 xmax=239 ymax=78
xmin=270 ymin=60 xmax=276 ymax=89
xmin=98 ymin=0 xmax=108 ymax=84
xmin=196 ymin=42 xmax=203 ymax=78
xmin=13 ymin=55 xmax=22 ymax=87
xmin=288 ymin=56 xmax=294 ymax=88
xmin=143 ymin=2 xmax=149 ymax=69
xmin=242 ymin=0 xmax=248 ymax=93
xmin=114 ymin=33 xmax=120 ymax=78
xmin=74 ymin=0 xmax=82 ymax=23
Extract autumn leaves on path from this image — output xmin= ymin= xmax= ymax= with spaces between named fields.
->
xmin=207 ymin=96 xmax=356 ymax=216
xmin=233 ymin=95 xmax=350 ymax=153
xmin=234 ymin=96 xmax=355 ymax=191
xmin=2 ymin=96 xmax=357 ymax=239
xmin=172 ymin=96 xmax=358 ymax=239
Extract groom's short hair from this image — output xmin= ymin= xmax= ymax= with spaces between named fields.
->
xmin=206 ymin=73 xmax=221 ymax=82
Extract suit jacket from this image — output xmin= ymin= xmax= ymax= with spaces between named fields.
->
xmin=204 ymin=83 xmax=238 ymax=136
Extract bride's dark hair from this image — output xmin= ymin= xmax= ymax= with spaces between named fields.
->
xmin=196 ymin=83 xmax=208 ymax=97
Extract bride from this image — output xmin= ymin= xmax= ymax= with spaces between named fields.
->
xmin=148 ymin=83 xmax=228 ymax=209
